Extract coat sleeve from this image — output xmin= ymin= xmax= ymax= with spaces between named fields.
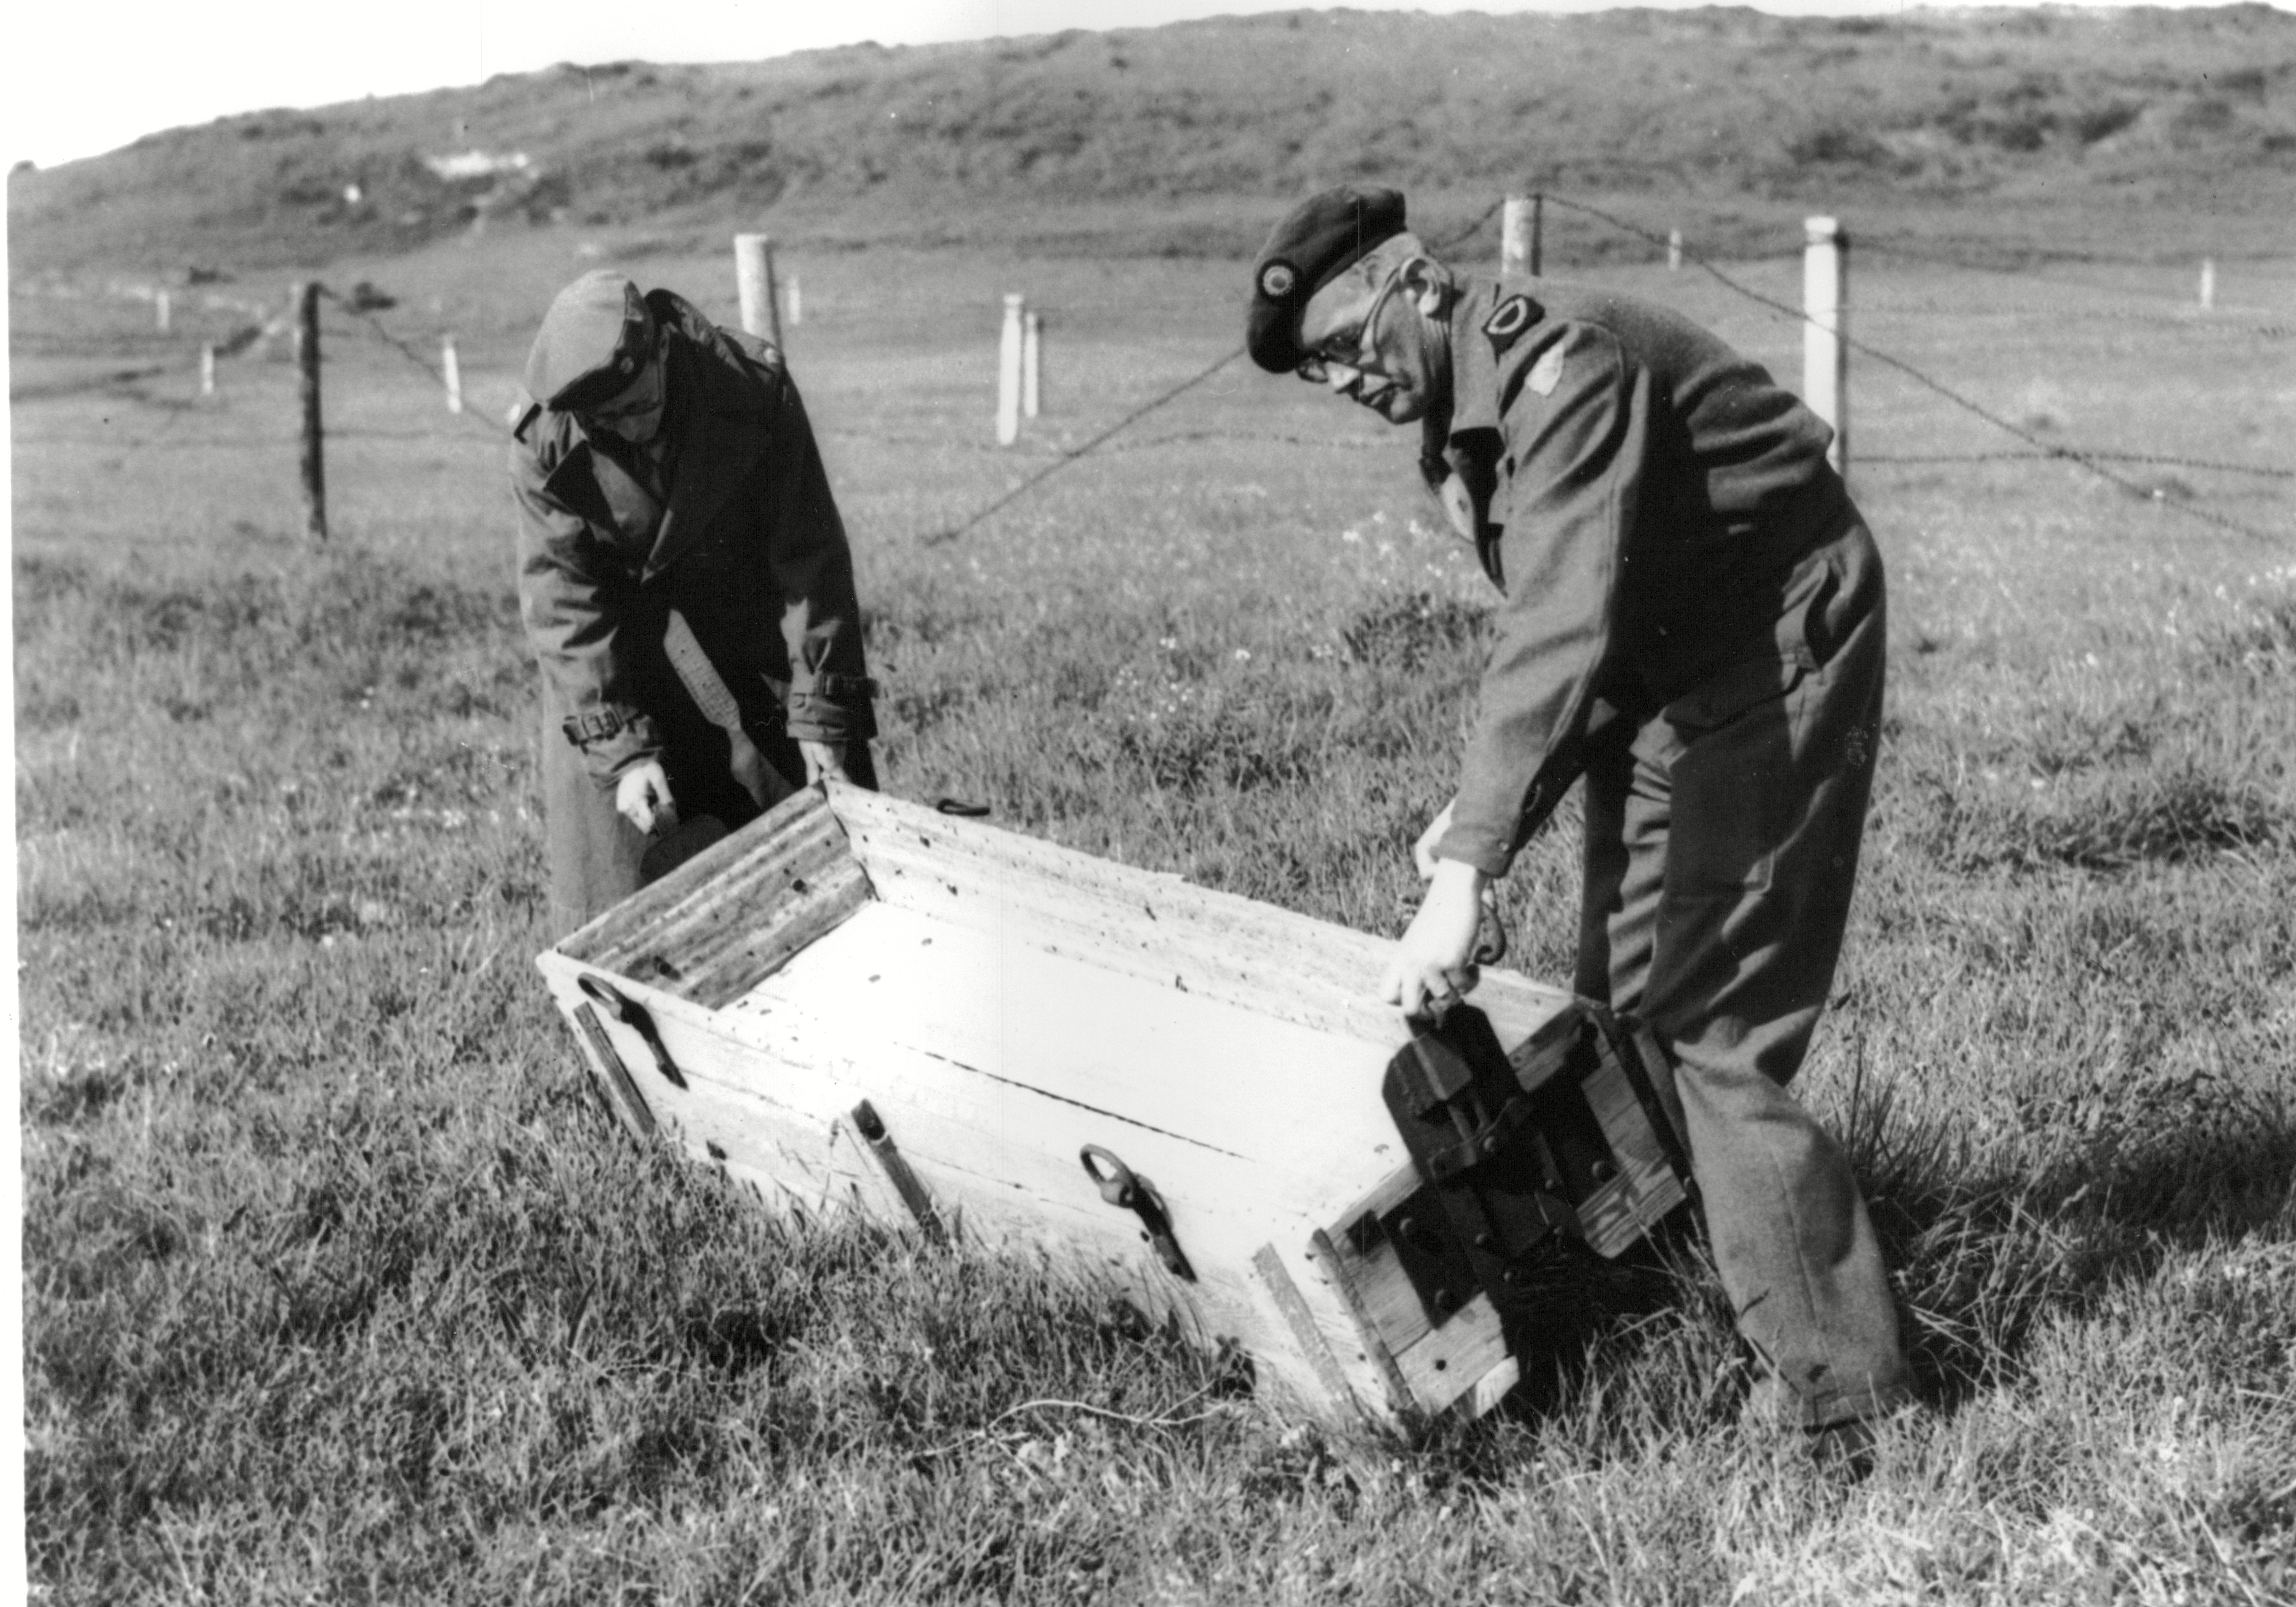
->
xmin=756 ymin=370 xmax=876 ymax=744
xmin=1437 ymin=323 xmax=1647 ymax=878
xmin=510 ymin=446 xmax=664 ymax=784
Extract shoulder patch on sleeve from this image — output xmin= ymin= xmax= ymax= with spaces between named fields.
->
xmin=1482 ymin=293 xmax=1543 ymax=355
xmin=1527 ymin=343 xmax=1566 ymax=397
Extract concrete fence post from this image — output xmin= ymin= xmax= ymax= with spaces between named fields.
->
xmin=1501 ymin=194 xmax=1543 ymax=277
xmin=200 ymin=343 xmax=216 ymax=398
xmin=2200 ymin=258 xmax=2217 ymax=311
xmin=996 ymin=294 xmax=1025 ymax=446
xmin=294 ymin=282 xmax=327 ymax=541
xmin=785 ymin=272 xmax=802 ymax=327
xmin=442 ymin=336 xmax=464 ymax=414
xmin=1668 ymin=228 xmax=1683 ymax=272
xmin=1803 ymin=216 xmax=1848 ymax=482
xmin=734 ymin=233 xmax=784 ymax=345
xmin=1022 ymin=310 xmax=1042 ymax=420
xmin=156 ymin=289 xmax=172 ymax=332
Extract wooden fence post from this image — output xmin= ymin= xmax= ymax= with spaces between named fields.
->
xmin=442 ymin=335 xmax=464 ymax=414
xmin=1501 ymin=194 xmax=1543 ymax=278
xmin=1803 ymin=217 xmax=1848 ymax=482
xmin=294 ymin=282 xmax=327 ymax=541
xmin=1668 ymin=228 xmax=1682 ymax=271
xmin=1022 ymin=310 xmax=1042 ymax=420
xmin=996 ymin=294 xmax=1024 ymax=447
xmin=734 ymin=233 xmax=784 ymax=345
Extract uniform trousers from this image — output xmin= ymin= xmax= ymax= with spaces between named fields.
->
xmin=1573 ymin=515 xmax=1914 ymax=1429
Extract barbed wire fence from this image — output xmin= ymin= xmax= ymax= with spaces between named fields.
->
xmin=917 ymin=189 xmax=2289 ymax=546
xmin=12 ymin=191 xmax=2289 ymax=546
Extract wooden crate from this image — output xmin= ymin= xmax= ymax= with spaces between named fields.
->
xmin=537 ymin=783 xmax=1687 ymax=1429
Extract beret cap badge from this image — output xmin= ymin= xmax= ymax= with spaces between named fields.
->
xmin=1258 ymin=261 xmax=1299 ymax=300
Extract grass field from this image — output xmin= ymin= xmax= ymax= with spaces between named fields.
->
xmin=13 ymin=211 xmax=2296 ymax=1602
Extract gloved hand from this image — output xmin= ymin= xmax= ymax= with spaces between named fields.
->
xmin=615 ymin=759 xmax=677 ymax=835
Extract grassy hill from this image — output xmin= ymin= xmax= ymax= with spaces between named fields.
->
xmin=10 ymin=5 xmax=2296 ymax=278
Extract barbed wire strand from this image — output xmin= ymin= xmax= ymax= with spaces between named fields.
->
xmin=922 ymin=196 xmax=1511 ymax=545
xmin=920 ymin=346 xmax=1247 ymax=547
xmin=320 ymin=288 xmax=508 ymax=442
xmin=1864 ymin=449 xmax=2294 ymax=480
xmin=1541 ymin=194 xmax=2287 ymax=544
xmin=8 ymin=362 xmax=192 ymax=404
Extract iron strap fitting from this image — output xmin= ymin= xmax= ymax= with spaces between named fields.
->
xmin=1079 ymin=1143 xmax=1196 ymax=1282
xmin=576 ymin=974 xmax=689 ymax=1089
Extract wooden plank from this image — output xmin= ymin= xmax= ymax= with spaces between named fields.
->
xmin=674 ymin=852 xmax=870 ymax=1009
xmin=1575 ymin=1055 xmax=1690 ymax=1258
xmin=825 ymin=782 xmax=1575 ymax=1052
xmin=1314 ymin=1159 xmax=1519 ymax=1421
xmin=722 ymin=902 xmax=1411 ymax=1214
xmin=558 ymin=786 xmax=830 ymax=962
xmin=1391 ymin=1292 xmax=1509 ymax=1413
xmin=571 ymin=1001 xmax=657 ymax=1142
xmin=1252 ymin=1244 xmax=1370 ymax=1426
xmin=559 ymin=789 xmax=868 ymax=1008
xmin=1310 ymin=1228 xmax=1419 ymax=1423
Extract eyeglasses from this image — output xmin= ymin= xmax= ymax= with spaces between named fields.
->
xmin=1295 ymin=265 xmax=1404 ymax=385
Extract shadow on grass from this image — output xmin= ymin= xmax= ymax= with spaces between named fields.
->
xmin=1394 ymin=1057 xmax=2293 ymax=1460
xmin=1853 ymin=1073 xmax=2296 ymax=1411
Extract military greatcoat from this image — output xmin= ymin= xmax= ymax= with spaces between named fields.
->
xmin=1436 ymin=274 xmax=1915 ymax=1430
xmin=510 ymin=289 xmax=875 ymax=935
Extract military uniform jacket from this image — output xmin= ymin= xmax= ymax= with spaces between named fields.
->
xmin=510 ymin=290 xmax=874 ymax=783
xmin=1436 ymin=274 xmax=1852 ymax=878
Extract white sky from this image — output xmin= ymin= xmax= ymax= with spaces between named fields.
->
xmin=7 ymin=0 xmax=2278 ymax=173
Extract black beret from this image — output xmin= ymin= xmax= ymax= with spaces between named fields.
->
xmin=524 ymin=270 xmax=657 ymax=412
xmin=1246 ymin=185 xmax=1407 ymax=374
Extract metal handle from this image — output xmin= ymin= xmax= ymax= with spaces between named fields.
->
xmin=576 ymin=974 xmax=689 ymax=1090
xmin=1078 ymin=1144 xmax=1195 ymax=1282
xmin=1472 ymin=889 xmax=1508 ymax=967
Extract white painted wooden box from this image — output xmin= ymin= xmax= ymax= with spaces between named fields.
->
xmin=537 ymin=783 xmax=1688 ymax=1429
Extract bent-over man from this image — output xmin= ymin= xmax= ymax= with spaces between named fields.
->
xmin=1247 ymin=186 xmax=1913 ymax=1455
xmin=511 ymin=270 xmax=877 ymax=935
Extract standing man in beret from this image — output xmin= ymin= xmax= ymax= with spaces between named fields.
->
xmin=1248 ymin=186 xmax=1913 ymax=1454
xmin=511 ymin=268 xmax=877 ymax=935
